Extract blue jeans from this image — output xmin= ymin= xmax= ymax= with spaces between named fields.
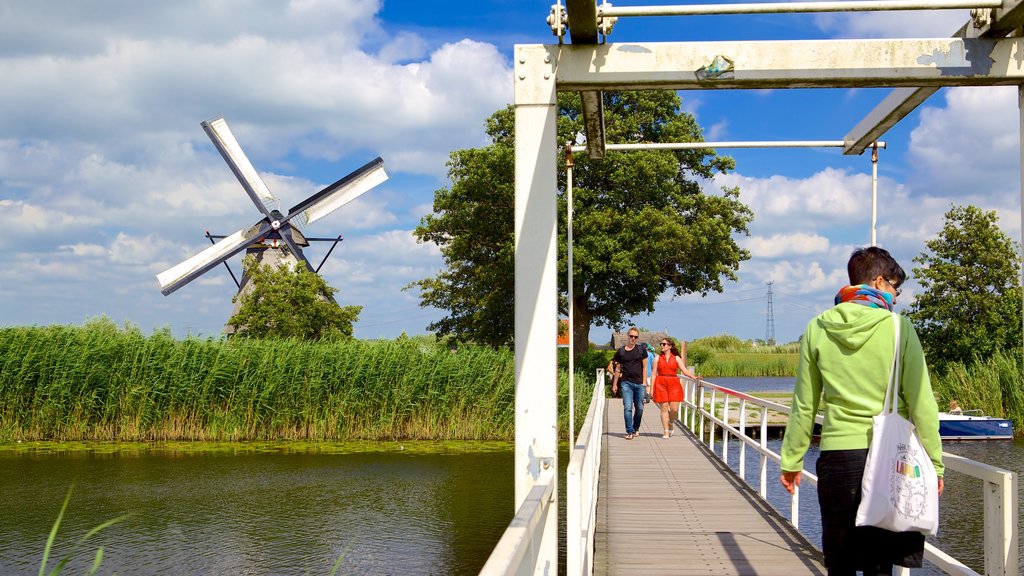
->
xmin=621 ymin=380 xmax=645 ymax=434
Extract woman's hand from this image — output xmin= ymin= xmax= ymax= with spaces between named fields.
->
xmin=780 ymin=471 xmax=801 ymax=494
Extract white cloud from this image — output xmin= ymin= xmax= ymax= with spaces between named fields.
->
xmin=742 ymin=232 xmax=829 ymax=258
xmin=813 ymin=10 xmax=969 ymax=38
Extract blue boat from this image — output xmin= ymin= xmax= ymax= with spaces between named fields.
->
xmin=939 ymin=410 xmax=1014 ymax=440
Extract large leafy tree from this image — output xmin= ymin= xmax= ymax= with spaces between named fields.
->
xmin=227 ymin=256 xmax=361 ymax=340
xmin=410 ymin=91 xmax=753 ymax=351
xmin=906 ymin=205 xmax=1022 ymax=371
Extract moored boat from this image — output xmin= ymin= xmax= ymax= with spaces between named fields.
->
xmin=939 ymin=410 xmax=1013 ymax=440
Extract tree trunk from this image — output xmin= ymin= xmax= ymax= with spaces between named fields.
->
xmin=571 ymin=296 xmax=593 ymax=362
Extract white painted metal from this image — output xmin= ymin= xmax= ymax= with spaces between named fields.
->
xmin=567 ymin=148 xmax=575 ymax=444
xmin=683 ymin=379 xmax=1017 ymax=575
xmin=513 ymin=43 xmax=560 ymax=576
xmin=598 ymin=0 xmax=1000 ymax=16
xmin=569 ymin=141 xmax=887 ymax=153
xmin=1020 ymin=86 xmax=1024 ymax=343
xmin=871 ymin=143 xmax=879 ymax=246
xmin=566 ymin=370 xmax=607 ymax=576
xmin=844 ymin=0 xmax=1024 ymax=155
xmin=759 ymin=408 xmax=768 ymax=498
xmin=478 ymin=469 xmax=556 ymax=576
xmin=722 ymin=394 xmax=730 ymax=461
xmin=551 ymin=38 xmax=1024 ymax=91
xmin=738 ymin=398 xmax=747 ymax=479
xmin=845 ymin=88 xmax=939 ymax=154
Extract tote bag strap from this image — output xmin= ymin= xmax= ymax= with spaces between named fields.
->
xmin=881 ymin=312 xmax=902 ymax=415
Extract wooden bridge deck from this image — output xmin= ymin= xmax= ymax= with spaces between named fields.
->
xmin=594 ymin=397 xmax=826 ymax=576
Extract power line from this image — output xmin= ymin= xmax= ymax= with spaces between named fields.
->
xmin=765 ymin=281 xmax=776 ymax=345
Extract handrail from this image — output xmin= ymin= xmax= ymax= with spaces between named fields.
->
xmin=682 ymin=378 xmax=1019 ymax=576
xmin=481 ymin=369 xmax=605 ymax=576
xmin=478 ymin=469 xmax=557 ymax=576
xmin=567 ymin=369 xmax=607 ymax=576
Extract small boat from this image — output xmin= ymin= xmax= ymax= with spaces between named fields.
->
xmin=939 ymin=410 xmax=1014 ymax=440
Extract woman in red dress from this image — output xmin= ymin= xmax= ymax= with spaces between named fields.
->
xmin=651 ymin=337 xmax=700 ymax=438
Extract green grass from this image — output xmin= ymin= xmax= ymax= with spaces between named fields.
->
xmin=0 ymin=320 xmax=592 ymax=442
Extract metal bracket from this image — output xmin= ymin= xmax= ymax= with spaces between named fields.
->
xmin=547 ymin=3 xmax=567 ymax=38
xmin=972 ymin=7 xmax=993 ymax=29
xmin=597 ymin=1 xmax=618 ymax=39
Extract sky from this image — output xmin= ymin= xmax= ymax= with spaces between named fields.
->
xmin=1 ymin=0 xmax=1020 ymax=346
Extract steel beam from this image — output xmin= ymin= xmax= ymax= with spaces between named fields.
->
xmin=845 ymin=0 xmax=1024 ymax=154
xmin=566 ymin=0 xmax=607 ymax=159
xmin=513 ymin=43 xmax=560 ymax=574
xmin=547 ymin=37 xmax=1024 ymax=91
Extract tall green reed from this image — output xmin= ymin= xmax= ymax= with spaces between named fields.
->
xmin=0 ymin=322 xmax=593 ymax=442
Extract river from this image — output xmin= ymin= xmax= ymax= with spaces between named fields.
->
xmin=0 ymin=376 xmax=1019 ymax=574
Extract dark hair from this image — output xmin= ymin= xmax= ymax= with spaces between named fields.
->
xmin=660 ymin=337 xmax=681 ymax=358
xmin=847 ymin=246 xmax=906 ymax=287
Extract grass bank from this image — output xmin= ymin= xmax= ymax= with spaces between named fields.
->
xmin=0 ymin=320 xmax=592 ymax=442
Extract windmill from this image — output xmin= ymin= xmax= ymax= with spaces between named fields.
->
xmin=156 ymin=117 xmax=388 ymax=331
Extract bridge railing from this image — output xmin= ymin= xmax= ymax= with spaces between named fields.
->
xmin=566 ymin=368 xmax=607 ymax=576
xmin=682 ymin=378 xmax=1019 ymax=576
xmin=480 ymin=369 xmax=606 ymax=576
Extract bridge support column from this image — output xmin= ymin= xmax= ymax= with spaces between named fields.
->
xmin=514 ymin=43 xmax=560 ymax=574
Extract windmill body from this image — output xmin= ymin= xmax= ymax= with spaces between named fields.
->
xmin=157 ymin=117 xmax=388 ymax=332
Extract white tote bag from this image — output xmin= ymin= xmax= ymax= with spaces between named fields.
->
xmin=855 ymin=313 xmax=940 ymax=536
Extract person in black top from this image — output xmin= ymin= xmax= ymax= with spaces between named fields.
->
xmin=606 ymin=327 xmax=649 ymax=439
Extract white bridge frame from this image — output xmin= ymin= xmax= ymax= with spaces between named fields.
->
xmin=501 ymin=0 xmax=1024 ymax=573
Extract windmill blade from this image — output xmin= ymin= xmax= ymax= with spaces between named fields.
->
xmin=286 ymin=157 xmax=387 ymax=228
xmin=202 ymin=117 xmax=281 ymax=219
xmin=157 ymin=219 xmax=271 ymax=296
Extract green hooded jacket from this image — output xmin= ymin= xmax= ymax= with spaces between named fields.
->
xmin=780 ymin=303 xmax=944 ymax=476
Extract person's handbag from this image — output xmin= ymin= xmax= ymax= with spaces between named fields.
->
xmin=855 ymin=312 xmax=940 ymax=536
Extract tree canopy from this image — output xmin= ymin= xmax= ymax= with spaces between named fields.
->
xmin=227 ymin=256 xmax=361 ymax=340
xmin=905 ymin=205 xmax=1022 ymax=371
xmin=409 ymin=91 xmax=753 ymax=351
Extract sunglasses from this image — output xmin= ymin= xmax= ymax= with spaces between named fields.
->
xmin=628 ymin=334 xmax=639 ymax=339
xmin=660 ymin=342 xmax=670 ymax=346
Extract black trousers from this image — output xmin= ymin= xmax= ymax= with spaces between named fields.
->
xmin=816 ymin=449 xmax=925 ymax=576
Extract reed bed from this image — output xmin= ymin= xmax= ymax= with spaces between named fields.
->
xmin=0 ymin=322 xmax=593 ymax=442
xmin=694 ymin=352 xmax=798 ymax=377
xmin=931 ymin=350 xmax=1024 ymax=435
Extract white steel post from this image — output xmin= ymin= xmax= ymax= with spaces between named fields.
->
xmin=709 ymin=389 xmax=717 ymax=451
xmin=567 ymin=145 xmax=575 ymax=445
xmin=722 ymin=395 xmax=730 ymax=461
xmin=759 ymin=408 xmax=768 ymax=498
xmin=738 ymin=399 xmax=747 ymax=479
xmin=871 ymin=142 xmax=878 ymax=246
xmin=1019 ymin=86 xmax=1024 ymax=345
xmin=514 ymin=43 xmax=560 ymax=575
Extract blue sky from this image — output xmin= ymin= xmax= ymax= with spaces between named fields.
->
xmin=1 ymin=1 xmax=1019 ymax=346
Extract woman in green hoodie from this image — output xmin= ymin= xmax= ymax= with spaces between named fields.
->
xmin=779 ymin=246 xmax=943 ymax=576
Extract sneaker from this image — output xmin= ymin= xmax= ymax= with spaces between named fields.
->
xmin=625 ymin=433 xmax=635 ymax=440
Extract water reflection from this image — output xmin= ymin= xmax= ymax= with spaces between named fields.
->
xmin=0 ymin=447 xmax=514 ymax=575
xmin=723 ymin=431 xmax=1024 ymax=575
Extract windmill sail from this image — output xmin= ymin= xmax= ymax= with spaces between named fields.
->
xmin=287 ymin=157 xmax=388 ymax=227
xmin=157 ymin=220 xmax=270 ymax=295
xmin=202 ymin=117 xmax=281 ymax=218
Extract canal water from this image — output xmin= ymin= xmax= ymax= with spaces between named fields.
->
xmin=711 ymin=376 xmax=1024 ymax=575
xmin=0 ymin=446 xmax=516 ymax=575
xmin=1 ymin=376 xmax=1020 ymax=575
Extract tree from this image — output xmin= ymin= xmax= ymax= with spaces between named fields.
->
xmin=409 ymin=91 xmax=753 ymax=352
xmin=227 ymin=256 xmax=361 ymax=340
xmin=905 ymin=205 xmax=1022 ymax=371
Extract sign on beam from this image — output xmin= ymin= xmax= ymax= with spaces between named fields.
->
xmin=546 ymin=37 xmax=1024 ymax=90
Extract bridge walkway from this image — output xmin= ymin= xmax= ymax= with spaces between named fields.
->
xmin=594 ymin=397 xmax=826 ymax=576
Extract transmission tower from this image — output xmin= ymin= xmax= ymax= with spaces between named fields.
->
xmin=765 ymin=281 xmax=776 ymax=346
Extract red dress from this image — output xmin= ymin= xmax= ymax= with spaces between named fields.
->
xmin=652 ymin=354 xmax=685 ymax=403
